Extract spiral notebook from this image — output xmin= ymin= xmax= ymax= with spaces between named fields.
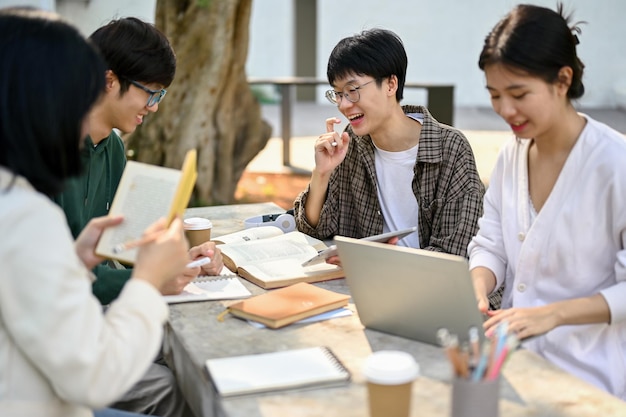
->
xmin=163 ymin=276 xmax=251 ymax=304
xmin=206 ymin=346 xmax=351 ymax=397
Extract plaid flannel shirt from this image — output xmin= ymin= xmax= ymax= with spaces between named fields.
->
xmin=294 ymin=105 xmax=485 ymax=258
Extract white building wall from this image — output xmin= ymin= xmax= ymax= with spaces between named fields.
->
xmin=54 ymin=0 xmax=155 ymax=36
xmin=315 ymin=0 xmax=626 ymax=108
xmin=1 ymin=0 xmax=624 ymax=108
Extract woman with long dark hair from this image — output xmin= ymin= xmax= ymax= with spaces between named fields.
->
xmin=0 ymin=8 xmax=188 ymax=416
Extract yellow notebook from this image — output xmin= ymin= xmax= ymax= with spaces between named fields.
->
xmin=95 ymin=149 xmax=197 ymax=265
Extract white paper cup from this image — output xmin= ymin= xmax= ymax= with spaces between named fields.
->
xmin=362 ymin=350 xmax=419 ymax=417
xmin=183 ymin=217 xmax=213 ymax=248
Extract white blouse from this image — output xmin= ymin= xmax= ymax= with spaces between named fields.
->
xmin=469 ymin=115 xmax=626 ymax=400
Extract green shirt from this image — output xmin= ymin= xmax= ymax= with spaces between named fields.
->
xmin=53 ymin=131 xmax=131 ymax=304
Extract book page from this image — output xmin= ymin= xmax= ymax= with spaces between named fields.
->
xmin=218 ymin=231 xmax=320 ymax=269
xmin=205 ymin=346 xmax=350 ymax=397
xmin=96 ymin=161 xmax=181 ymax=263
xmin=212 ymin=226 xmax=284 ymax=245
xmin=240 ymin=258 xmax=341 ymax=282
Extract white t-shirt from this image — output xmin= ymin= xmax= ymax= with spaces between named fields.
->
xmin=373 ymin=113 xmax=422 ymax=248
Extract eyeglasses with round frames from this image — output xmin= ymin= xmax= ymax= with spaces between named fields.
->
xmin=325 ymin=80 xmax=376 ymax=105
xmin=128 ymin=79 xmax=167 ymax=107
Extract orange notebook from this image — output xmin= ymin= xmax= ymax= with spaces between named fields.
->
xmin=226 ymin=282 xmax=350 ymax=329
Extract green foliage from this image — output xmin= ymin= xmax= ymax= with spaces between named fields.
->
xmin=250 ymin=85 xmax=280 ymax=104
xmin=197 ymin=0 xmax=211 ymax=8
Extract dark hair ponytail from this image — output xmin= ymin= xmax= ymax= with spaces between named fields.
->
xmin=478 ymin=3 xmax=585 ymax=100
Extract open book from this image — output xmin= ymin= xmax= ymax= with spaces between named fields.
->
xmin=163 ymin=276 xmax=251 ymax=304
xmin=214 ymin=228 xmax=344 ymax=289
xmin=206 ymin=346 xmax=351 ymax=397
xmin=95 ymin=150 xmax=197 ymax=264
xmin=225 ymin=282 xmax=350 ymax=329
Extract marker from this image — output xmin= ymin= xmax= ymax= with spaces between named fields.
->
xmin=471 ymin=340 xmax=491 ymax=381
xmin=487 ymin=334 xmax=519 ymax=380
xmin=186 ymin=257 xmax=211 ymax=269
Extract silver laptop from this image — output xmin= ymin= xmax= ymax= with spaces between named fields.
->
xmin=334 ymin=236 xmax=485 ymax=346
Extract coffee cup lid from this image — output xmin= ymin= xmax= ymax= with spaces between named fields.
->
xmin=362 ymin=350 xmax=419 ymax=385
xmin=183 ymin=217 xmax=213 ymax=230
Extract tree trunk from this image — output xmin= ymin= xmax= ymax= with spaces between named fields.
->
xmin=126 ymin=0 xmax=272 ymax=206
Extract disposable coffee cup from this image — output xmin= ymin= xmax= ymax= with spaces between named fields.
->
xmin=183 ymin=217 xmax=212 ymax=248
xmin=362 ymin=350 xmax=419 ymax=417
xmin=450 ymin=377 xmax=500 ymax=417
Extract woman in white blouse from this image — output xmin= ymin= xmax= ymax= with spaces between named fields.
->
xmin=0 ymin=8 xmax=189 ymax=417
xmin=469 ymin=4 xmax=626 ymax=400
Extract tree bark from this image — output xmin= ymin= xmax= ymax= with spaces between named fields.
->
xmin=126 ymin=0 xmax=271 ymax=206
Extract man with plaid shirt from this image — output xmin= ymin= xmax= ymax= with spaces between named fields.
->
xmin=294 ymin=28 xmax=485 ymax=266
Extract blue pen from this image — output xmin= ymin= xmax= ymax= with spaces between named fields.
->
xmin=471 ymin=340 xmax=491 ymax=381
xmin=494 ymin=321 xmax=509 ymax=358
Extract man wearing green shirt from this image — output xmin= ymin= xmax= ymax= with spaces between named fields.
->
xmin=54 ymin=17 xmax=222 ymax=417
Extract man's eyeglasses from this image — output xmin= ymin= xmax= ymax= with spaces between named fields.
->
xmin=325 ymin=80 xmax=375 ymax=105
xmin=128 ymin=79 xmax=167 ymax=107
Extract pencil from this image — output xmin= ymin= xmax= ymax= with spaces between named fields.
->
xmin=445 ymin=335 xmax=468 ymax=378
xmin=469 ymin=326 xmax=480 ymax=368
xmin=112 ymin=231 xmax=162 ymax=254
xmin=487 ymin=334 xmax=519 ymax=380
xmin=471 ymin=340 xmax=491 ymax=382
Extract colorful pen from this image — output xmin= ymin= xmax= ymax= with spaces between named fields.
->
xmin=487 ymin=334 xmax=519 ymax=380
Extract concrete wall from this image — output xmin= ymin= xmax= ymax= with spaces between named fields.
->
xmin=2 ymin=0 xmax=624 ymax=108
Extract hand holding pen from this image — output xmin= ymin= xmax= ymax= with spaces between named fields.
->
xmin=132 ymin=217 xmax=189 ymax=293
xmin=313 ymin=117 xmax=350 ymax=175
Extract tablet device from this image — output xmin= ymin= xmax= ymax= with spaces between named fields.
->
xmin=301 ymin=226 xmax=418 ymax=267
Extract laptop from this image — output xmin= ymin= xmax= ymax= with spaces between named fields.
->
xmin=334 ymin=236 xmax=485 ymax=346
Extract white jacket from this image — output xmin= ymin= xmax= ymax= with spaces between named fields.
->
xmin=0 ymin=168 xmax=168 ymax=417
xmin=469 ymin=115 xmax=626 ymax=400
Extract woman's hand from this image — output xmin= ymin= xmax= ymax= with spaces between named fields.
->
xmin=159 ymin=241 xmax=225 ymax=295
xmin=132 ymin=217 xmax=189 ymax=292
xmin=75 ymin=215 xmax=124 ymax=270
xmin=471 ymin=267 xmax=497 ymax=314
xmin=484 ymin=305 xmax=560 ymax=340
xmin=189 ymin=242 xmax=224 ymax=276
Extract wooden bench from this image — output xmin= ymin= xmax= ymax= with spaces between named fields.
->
xmin=248 ymin=76 xmax=454 ymax=167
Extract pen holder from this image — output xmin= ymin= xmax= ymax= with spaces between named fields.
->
xmin=450 ymin=377 xmax=500 ymax=417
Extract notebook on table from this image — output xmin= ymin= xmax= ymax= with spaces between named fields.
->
xmin=334 ymin=236 xmax=485 ymax=346
xmin=205 ymin=346 xmax=351 ymax=397
xmin=163 ymin=276 xmax=251 ymax=304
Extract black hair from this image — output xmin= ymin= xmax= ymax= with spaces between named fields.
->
xmin=0 ymin=7 xmax=106 ymax=196
xmin=327 ymin=28 xmax=407 ymax=102
xmin=90 ymin=17 xmax=176 ymax=93
xmin=478 ymin=3 xmax=585 ymax=99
